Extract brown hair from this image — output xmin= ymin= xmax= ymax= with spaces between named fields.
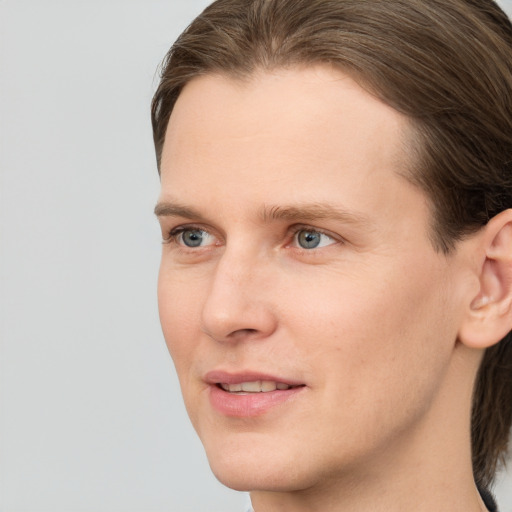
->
xmin=151 ymin=0 xmax=512 ymax=488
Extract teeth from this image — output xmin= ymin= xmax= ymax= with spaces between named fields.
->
xmin=241 ymin=381 xmax=263 ymax=392
xmin=220 ymin=383 xmax=241 ymax=392
xmin=219 ymin=380 xmax=293 ymax=393
xmin=261 ymin=381 xmax=277 ymax=392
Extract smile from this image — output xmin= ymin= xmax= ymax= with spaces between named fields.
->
xmin=218 ymin=381 xmax=299 ymax=393
xmin=206 ymin=373 xmax=306 ymax=417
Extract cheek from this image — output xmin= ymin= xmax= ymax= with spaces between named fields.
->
xmin=285 ymin=259 xmax=457 ymax=422
xmin=157 ymin=263 xmax=204 ymax=368
xmin=157 ymin=264 xmax=212 ymax=433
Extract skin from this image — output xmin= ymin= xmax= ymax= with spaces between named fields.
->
xmin=156 ymin=66 xmax=491 ymax=512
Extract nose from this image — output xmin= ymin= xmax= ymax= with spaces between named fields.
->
xmin=200 ymin=248 xmax=278 ymax=344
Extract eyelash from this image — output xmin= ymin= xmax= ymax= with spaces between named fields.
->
xmin=290 ymin=225 xmax=338 ymax=250
xmin=163 ymin=225 xmax=209 ymax=244
xmin=163 ymin=224 xmax=340 ymax=251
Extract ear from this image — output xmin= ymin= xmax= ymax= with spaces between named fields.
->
xmin=458 ymin=209 xmax=512 ymax=349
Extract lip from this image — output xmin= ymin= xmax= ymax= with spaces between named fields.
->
xmin=204 ymin=370 xmax=306 ymax=417
xmin=204 ymin=370 xmax=304 ymax=387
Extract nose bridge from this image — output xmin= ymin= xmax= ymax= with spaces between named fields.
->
xmin=201 ymin=243 xmax=276 ymax=342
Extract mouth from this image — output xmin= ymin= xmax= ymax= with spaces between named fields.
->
xmin=205 ymin=371 xmax=306 ymax=417
xmin=217 ymin=380 xmax=303 ymax=394
xmin=216 ymin=380 xmax=303 ymax=395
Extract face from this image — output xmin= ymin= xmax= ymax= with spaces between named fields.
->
xmin=156 ymin=66 xmax=470 ymax=493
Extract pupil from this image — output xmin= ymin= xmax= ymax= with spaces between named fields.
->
xmin=183 ymin=230 xmax=203 ymax=247
xmin=298 ymin=230 xmax=321 ymax=249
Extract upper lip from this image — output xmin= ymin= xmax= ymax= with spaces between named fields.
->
xmin=204 ymin=370 xmax=305 ymax=386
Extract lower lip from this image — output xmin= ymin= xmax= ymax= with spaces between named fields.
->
xmin=208 ymin=385 xmax=305 ymax=417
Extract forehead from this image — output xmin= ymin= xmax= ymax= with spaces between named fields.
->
xmin=162 ymin=66 xmax=408 ymax=171
xmin=159 ymin=65 xmax=421 ymax=227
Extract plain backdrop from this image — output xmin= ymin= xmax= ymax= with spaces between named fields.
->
xmin=0 ymin=1 xmax=511 ymax=511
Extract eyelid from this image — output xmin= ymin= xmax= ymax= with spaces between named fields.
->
xmin=288 ymin=224 xmax=342 ymax=247
xmin=161 ymin=222 xmax=343 ymax=252
xmin=163 ymin=224 xmax=220 ymax=247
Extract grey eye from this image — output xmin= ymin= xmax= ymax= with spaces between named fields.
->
xmin=181 ymin=229 xmax=209 ymax=247
xmin=295 ymin=229 xmax=336 ymax=249
xmin=297 ymin=230 xmax=322 ymax=249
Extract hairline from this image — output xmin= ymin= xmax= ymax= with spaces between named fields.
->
xmin=158 ymin=64 xmax=451 ymax=254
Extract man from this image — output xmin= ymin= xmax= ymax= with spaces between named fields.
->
xmin=152 ymin=1 xmax=512 ymax=510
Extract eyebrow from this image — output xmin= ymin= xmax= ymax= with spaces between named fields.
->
xmin=154 ymin=200 xmax=370 ymax=227
xmin=154 ymin=202 xmax=206 ymax=220
xmin=260 ymin=203 xmax=370 ymax=226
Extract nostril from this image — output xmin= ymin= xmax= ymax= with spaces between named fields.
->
xmin=201 ymin=296 xmax=278 ymax=343
xmin=227 ymin=328 xmax=259 ymax=339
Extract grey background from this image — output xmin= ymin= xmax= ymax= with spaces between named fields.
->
xmin=0 ymin=1 xmax=510 ymax=511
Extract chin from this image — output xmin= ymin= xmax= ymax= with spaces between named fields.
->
xmin=210 ymin=466 xmax=265 ymax=492
xmin=201 ymin=433 xmax=322 ymax=493
xmin=209 ymin=458 xmax=305 ymax=493
xmin=204 ymin=437 xmax=278 ymax=490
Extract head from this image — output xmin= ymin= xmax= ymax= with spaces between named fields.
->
xmin=152 ymin=0 xmax=512 ymax=491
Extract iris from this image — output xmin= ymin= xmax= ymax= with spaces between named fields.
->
xmin=297 ymin=230 xmax=322 ymax=249
xmin=182 ymin=229 xmax=206 ymax=247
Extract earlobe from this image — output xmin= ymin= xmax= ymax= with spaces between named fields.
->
xmin=459 ymin=209 xmax=512 ymax=349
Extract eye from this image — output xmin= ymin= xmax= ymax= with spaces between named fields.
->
xmin=294 ymin=229 xmax=336 ymax=249
xmin=172 ymin=228 xmax=216 ymax=248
